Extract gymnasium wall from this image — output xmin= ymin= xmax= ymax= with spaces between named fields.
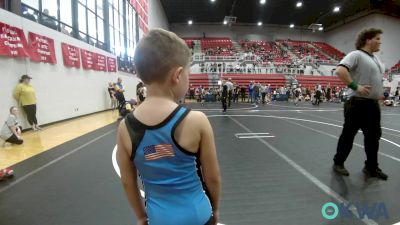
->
xmin=0 ymin=9 xmax=140 ymax=129
xmin=148 ymin=0 xmax=169 ymax=30
xmin=170 ymin=24 xmax=325 ymax=42
xmin=325 ymin=13 xmax=400 ymax=68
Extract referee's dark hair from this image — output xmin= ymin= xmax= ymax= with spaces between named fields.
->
xmin=355 ymin=28 xmax=383 ymax=50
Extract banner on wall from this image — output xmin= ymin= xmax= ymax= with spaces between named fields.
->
xmin=107 ymin=57 xmax=117 ymax=72
xmin=28 ymin=32 xmax=56 ymax=64
xmin=94 ymin=53 xmax=107 ymax=71
xmin=61 ymin=43 xmax=80 ymax=68
xmin=131 ymin=0 xmax=137 ymax=9
xmin=0 ymin=22 xmax=31 ymax=58
xmin=81 ymin=49 xmax=95 ymax=70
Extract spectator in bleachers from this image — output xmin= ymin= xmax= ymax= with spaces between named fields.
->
xmin=22 ymin=5 xmax=37 ymax=22
xmin=61 ymin=24 xmax=70 ymax=35
xmin=41 ymin=9 xmax=57 ymax=30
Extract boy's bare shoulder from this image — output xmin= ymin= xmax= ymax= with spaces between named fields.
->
xmin=186 ymin=110 xmax=208 ymax=121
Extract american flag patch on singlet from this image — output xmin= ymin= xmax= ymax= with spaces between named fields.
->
xmin=143 ymin=144 xmax=175 ymax=160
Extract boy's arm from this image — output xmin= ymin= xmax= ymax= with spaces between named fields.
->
xmin=196 ymin=112 xmax=221 ymax=218
xmin=116 ymin=121 xmax=147 ymax=224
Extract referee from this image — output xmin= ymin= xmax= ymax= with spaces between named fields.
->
xmin=333 ymin=28 xmax=388 ymax=180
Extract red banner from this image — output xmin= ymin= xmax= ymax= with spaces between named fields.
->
xmin=94 ymin=53 xmax=107 ymax=71
xmin=0 ymin=22 xmax=31 ymax=58
xmin=61 ymin=43 xmax=80 ymax=68
xmin=139 ymin=18 xmax=144 ymax=30
xmin=137 ymin=4 xmax=142 ymax=17
xmin=81 ymin=49 xmax=95 ymax=70
xmin=107 ymin=57 xmax=117 ymax=72
xmin=131 ymin=0 xmax=137 ymax=9
xmin=28 ymin=32 xmax=56 ymax=64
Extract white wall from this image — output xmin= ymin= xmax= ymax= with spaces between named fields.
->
xmin=326 ymin=14 xmax=400 ymax=69
xmin=0 ymin=9 xmax=140 ymax=128
xmin=148 ymin=0 xmax=169 ymax=30
xmin=170 ymin=24 xmax=325 ymax=42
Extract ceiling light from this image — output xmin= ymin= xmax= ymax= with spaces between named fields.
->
xmin=333 ymin=6 xmax=340 ymax=12
xmin=260 ymin=0 xmax=266 ymax=4
xmin=188 ymin=20 xmax=193 ymax=25
xmin=210 ymin=0 xmax=216 ymax=2
xmin=290 ymin=24 xmax=295 ymax=28
xmin=318 ymin=27 xmax=324 ymax=31
xmin=223 ymin=20 xmax=228 ymax=25
xmin=258 ymin=21 xmax=263 ymax=26
xmin=296 ymin=2 xmax=302 ymax=7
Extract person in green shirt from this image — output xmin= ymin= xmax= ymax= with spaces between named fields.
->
xmin=13 ymin=75 xmax=41 ymax=131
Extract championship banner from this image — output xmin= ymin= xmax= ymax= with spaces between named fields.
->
xmin=0 ymin=22 xmax=31 ymax=58
xmin=107 ymin=57 xmax=117 ymax=72
xmin=28 ymin=32 xmax=56 ymax=64
xmin=81 ymin=49 xmax=95 ymax=70
xmin=61 ymin=43 xmax=80 ymax=68
xmin=94 ymin=53 xmax=107 ymax=71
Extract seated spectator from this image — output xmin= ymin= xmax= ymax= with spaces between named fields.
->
xmin=22 ymin=5 xmax=37 ymax=22
xmin=0 ymin=106 xmax=23 ymax=145
xmin=61 ymin=24 xmax=70 ymax=35
xmin=41 ymin=9 xmax=57 ymax=30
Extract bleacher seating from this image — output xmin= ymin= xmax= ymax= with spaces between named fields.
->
xmin=201 ymin=38 xmax=236 ymax=56
xmin=240 ymin=40 xmax=293 ymax=65
xmin=189 ymin=73 xmax=346 ymax=92
xmin=189 ymin=74 xmax=209 ymax=88
xmin=222 ymin=74 xmax=287 ymax=88
xmin=281 ymin=40 xmax=329 ymax=61
xmin=312 ymin=42 xmax=345 ymax=61
xmin=184 ymin=39 xmax=194 ymax=48
xmin=295 ymin=75 xmax=345 ymax=88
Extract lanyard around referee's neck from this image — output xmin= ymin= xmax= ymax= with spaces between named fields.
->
xmin=359 ymin=49 xmax=383 ymax=74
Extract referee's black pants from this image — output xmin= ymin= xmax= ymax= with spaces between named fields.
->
xmin=221 ymin=96 xmax=227 ymax=112
xmin=228 ymin=91 xmax=232 ymax=107
xmin=334 ymin=97 xmax=381 ymax=171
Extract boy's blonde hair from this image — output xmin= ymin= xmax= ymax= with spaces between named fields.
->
xmin=134 ymin=28 xmax=191 ymax=84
